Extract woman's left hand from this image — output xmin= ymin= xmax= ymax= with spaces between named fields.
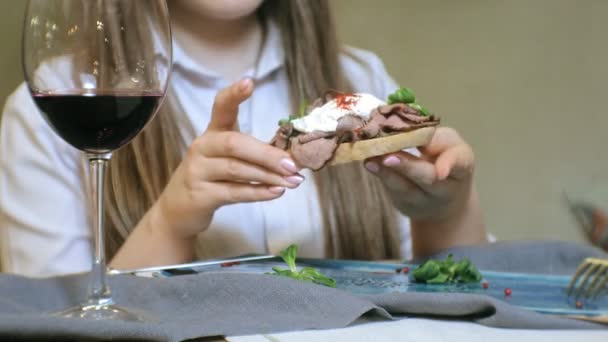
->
xmin=364 ymin=127 xmax=475 ymax=222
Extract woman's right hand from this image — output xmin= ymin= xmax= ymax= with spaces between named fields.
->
xmin=151 ymin=79 xmax=303 ymax=240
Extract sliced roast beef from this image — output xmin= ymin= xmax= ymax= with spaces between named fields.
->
xmin=290 ymin=136 xmax=338 ymax=170
xmin=336 ymin=114 xmax=365 ymax=133
xmin=298 ymin=130 xmax=334 ymax=144
xmin=378 ymin=103 xmax=417 ymax=115
xmin=380 ymin=115 xmax=413 ymax=131
xmin=270 ymin=122 xmax=294 ymax=150
xmin=360 ymin=110 xmax=386 ymax=138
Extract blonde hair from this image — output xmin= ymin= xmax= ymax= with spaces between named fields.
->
xmin=104 ymin=0 xmax=400 ymax=260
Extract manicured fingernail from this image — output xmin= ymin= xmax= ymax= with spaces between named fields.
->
xmin=239 ymin=78 xmax=253 ymax=91
xmin=285 ymin=175 xmax=304 ymax=185
xmin=365 ymin=161 xmax=379 ymax=173
xmin=268 ymin=186 xmax=285 ymax=194
xmin=383 ymin=156 xmax=400 ymax=167
xmin=280 ymin=158 xmax=298 ymax=173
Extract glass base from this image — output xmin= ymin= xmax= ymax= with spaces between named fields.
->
xmin=54 ymin=302 xmax=143 ymax=321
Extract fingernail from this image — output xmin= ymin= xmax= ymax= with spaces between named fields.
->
xmin=285 ymin=175 xmax=304 ymax=185
xmin=383 ymin=156 xmax=400 ymax=167
xmin=365 ymin=161 xmax=380 ymax=173
xmin=280 ymin=158 xmax=298 ymax=173
xmin=268 ymin=186 xmax=285 ymax=194
xmin=239 ymin=78 xmax=253 ymax=91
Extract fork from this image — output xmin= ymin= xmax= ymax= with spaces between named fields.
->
xmin=567 ymin=257 xmax=608 ymax=299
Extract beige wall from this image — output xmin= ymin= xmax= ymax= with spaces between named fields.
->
xmin=1 ymin=1 xmax=606 ymax=244
xmin=333 ymin=0 xmax=608 ymax=243
xmin=0 ymin=1 xmax=26 ymax=105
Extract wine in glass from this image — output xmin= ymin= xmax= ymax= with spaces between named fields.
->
xmin=22 ymin=0 xmax=172 ymax=321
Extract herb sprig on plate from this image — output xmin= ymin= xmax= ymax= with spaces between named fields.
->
xmin=267 ymin=244 xmax=336 ymax=288
xmin=412 ymin=254 xmax=482 ymax=284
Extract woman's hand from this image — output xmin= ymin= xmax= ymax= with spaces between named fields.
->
xmin=153 ymin=79 xmax=303 ymax=240
xmin=364 ymin=127 xmax=487 ymax=257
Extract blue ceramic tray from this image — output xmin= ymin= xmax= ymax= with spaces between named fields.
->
xmin=152 ymin=257 xmax=608 ymax=318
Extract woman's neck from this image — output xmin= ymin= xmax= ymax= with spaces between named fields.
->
xmin=169 ymin=7 xmax=263 ymax=82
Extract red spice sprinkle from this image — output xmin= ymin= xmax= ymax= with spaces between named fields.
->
xmin=402 ymin=267 xmax=410 ymax=274
xmin=575 ymin=301 xmax=584 ymax=309
xmin=334 ymin=93 xmax=360 ymax=110
xmin=482 ymin=281 xmax=489 ymax=289
xmin=504 ymin=288 xmax=512 ymax=296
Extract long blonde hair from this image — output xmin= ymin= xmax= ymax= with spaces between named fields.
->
xmin=104 ymin=0 xmax=400 ymax=260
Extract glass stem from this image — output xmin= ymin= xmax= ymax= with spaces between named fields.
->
xmin=86 ymin=152 xmax=113 ymax=307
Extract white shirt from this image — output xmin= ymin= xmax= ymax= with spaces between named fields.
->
xmin=0 ymin=21 xmax=411 ymax=277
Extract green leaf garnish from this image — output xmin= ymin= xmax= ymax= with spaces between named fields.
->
xmin=279 ymin=244 xmax=298 ymax=273
xmin=388 ymin=87 xmax=416 ymax=104
xmin=412 ymin=254 xmax=482 ymax=284
xmin=277 ymin=100 xmax=309 ymax=126
xmin=268 ymin=244 xmax=336 ymax=288
xmin=388 ymin=87 xmax=432 ymax=116
xmin=408 ymin=103 xmax=431 ymax=117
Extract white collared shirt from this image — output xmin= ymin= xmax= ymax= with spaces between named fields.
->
xmin=0 ymin=22 xmax=411 ymax=277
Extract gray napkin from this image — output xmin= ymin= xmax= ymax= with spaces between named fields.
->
xmin=0 ymin=240 xmax=606 ymax=341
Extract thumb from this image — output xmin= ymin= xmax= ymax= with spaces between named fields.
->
xmin=207 ymin=78 xmax=254 ymax=131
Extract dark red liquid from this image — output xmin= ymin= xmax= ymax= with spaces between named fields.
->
xmin=32 ymin=91 xmax=162 ymax=153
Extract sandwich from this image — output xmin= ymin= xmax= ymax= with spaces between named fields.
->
xmin=270 ymin=87 xmax=440 ymax=170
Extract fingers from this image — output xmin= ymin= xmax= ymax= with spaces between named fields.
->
xmin=207 ymin=79 xmax=254 ymax=131
xmin=208 ymin=181 xmax=286 ymax=206
xmin=365 ymin=151 xmax=437 ymax=190
xmin=434 ymin=144 xmax=475 ymax=180
xmin=202 ymin=157 xmax=304 ymax=188
xmin=363 ymin=162 xmax=427 ymax=203
xmin=418 ymin=127 xmax=475 ymax=180
xmin=419 ymin=127 xmax=464 ymax=157
xmin=199 ymin=131 xmax=298 ymax=176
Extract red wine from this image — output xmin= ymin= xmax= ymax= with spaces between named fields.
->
xmin=32 ymin=91 xmax=163 ymax=153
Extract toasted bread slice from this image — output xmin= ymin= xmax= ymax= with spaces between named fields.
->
xmin=329 ymin=126 xmax=436 ymax=165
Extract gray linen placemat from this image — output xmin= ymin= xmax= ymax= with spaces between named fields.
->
xmin=0 ymin=240 xmax=606 ymax=341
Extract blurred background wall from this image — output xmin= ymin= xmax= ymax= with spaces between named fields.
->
xmin=332 ymin=0 xmax=608 ymax=244
xmin=1 ymin=1 xmax=607 ymax=245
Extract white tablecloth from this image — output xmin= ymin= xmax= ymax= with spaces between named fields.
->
xmin=228 ymin=317 xmax=608 ymax=342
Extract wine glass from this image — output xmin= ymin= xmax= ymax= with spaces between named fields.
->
xmin=22 ymin=0 xmax=172 ymax=321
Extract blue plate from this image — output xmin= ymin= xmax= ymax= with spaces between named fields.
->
xmin=156 ymin=257 xmax=608 ymax=318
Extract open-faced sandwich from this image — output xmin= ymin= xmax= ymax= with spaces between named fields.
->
xmin=270 ymin=87 xmax=440 ymax=170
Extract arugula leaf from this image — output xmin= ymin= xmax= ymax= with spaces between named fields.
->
xmin=269 ymin=244 xmax=336 ymax=288
xmin=388 ymin=87 xmax=416 ymax=104
xmin=279 ymin=244 xmax=298 ymax=273
xmin=300 ymin=267 xmax=337 ymax=288
xmin=412 ymin=260 xmax=441 ymax=281
xmin=412 ymin=254 xmax=482 ymax=284
xmin=277 ymin=100 xmax=309 ymax=126
xmin=408 ymin=103 xmax=431 ymax=116
xmin=387 ymin=87 xmax=432 ymax=116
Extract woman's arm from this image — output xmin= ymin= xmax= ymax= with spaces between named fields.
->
xmin=365 ymin=127 xmax=488 ymax=259
xmin=410 ymin=182 xmax=487 ymax=258
xmin=110 ymin=79 xmax=302 ymax=270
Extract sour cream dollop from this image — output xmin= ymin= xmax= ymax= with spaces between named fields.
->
xmin=291 ymin=93 xmax=385 ymax=133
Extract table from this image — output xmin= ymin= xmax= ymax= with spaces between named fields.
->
xmin=227 ymin=317 xmax=608 ymax=342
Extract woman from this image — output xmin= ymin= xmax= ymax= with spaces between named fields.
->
xmin=0 ymin=0 xmax=487 ymax=276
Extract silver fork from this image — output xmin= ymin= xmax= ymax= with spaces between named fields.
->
xmin=567 ymin=257 xmax=608 ymax=299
